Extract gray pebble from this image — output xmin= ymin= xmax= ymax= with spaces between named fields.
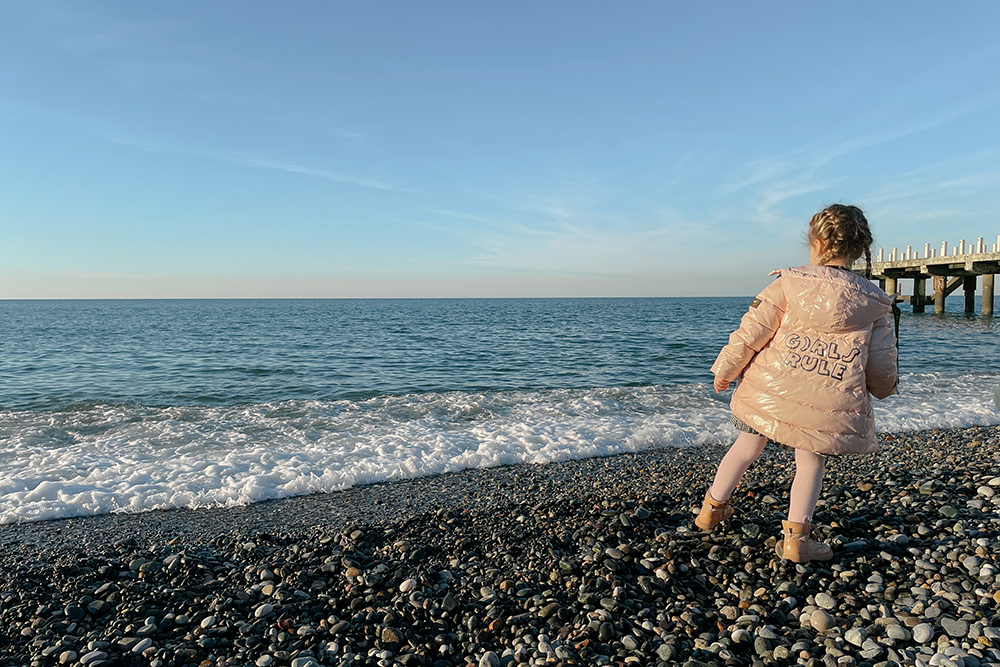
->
xmin=815 ymin=592 xmax=836 ymax=610
xmin=80 ymin=651 xmax=108 ymax=666
xmin=131 ymin=638 xmax=152 ymax=654
xmin=913 ymin=623 xmax=935 ymax=643
xmin=941 ymin=617 xmax=969 ymax=638
xmin=845 ymin=627 xmax=866 ymax=647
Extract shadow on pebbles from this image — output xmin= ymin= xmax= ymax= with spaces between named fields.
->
xmin=2 ymin=425 xmax=1000 ymax=667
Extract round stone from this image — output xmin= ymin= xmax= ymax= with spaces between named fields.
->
xmin=913 ymin=623 xmax=935 ymax=643
xmin=941 ymin=617 xmax=969 ymax=638
xmin=964 ymin=556 xmax=982 ymax=571
xmin=64 ymin=605 xmax=85 ymax=622
xmin=815 ymin=592 xmax=836 ymax=610
xmin=810 ymin=609 xmax=835 ymax=632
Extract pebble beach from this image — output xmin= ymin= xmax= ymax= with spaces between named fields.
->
xmin=3 ymin=425 xmax=1000 ymax=667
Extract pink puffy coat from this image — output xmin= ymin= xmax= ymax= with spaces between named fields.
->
xmin=711 ymin=265 xmax=898 ymax=455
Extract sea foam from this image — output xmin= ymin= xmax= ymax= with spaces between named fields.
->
xmin=1 ymin=373 xmax=997 ymax=523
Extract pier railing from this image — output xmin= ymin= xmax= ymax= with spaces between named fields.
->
xmin=853 ymin=235 xmax=999 ymax=316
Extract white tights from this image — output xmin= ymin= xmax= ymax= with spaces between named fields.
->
xmin=708 ymin=431 xmax=826 ymax=524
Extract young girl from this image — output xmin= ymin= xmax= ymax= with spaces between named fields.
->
xmin=696 ymin=204 xmax=898 ymax=563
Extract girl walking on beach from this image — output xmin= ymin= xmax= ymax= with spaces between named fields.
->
xmin=696 ymin=204 xmax=898 ymax=563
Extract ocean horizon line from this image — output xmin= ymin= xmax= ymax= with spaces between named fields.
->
xmin=0 ymin=294 xmax=759 ymax=302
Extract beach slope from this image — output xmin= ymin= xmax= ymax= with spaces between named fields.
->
xmin=2 ymin=425 xmax=1000 ymax=667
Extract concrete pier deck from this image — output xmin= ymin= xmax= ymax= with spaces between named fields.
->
xmin=856 ymin=235 xmax=999 ymax=315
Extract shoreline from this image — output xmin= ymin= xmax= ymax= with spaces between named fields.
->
xmin=3 ymin=424 xmax=1000 ymax=667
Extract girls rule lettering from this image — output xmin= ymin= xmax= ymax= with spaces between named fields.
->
xmin=782 ymin=333 xmax=860 ymax=381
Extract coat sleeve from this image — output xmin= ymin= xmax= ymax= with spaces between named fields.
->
xmin=710 ymin=278 xmax=786 ymax=384
xmin=866 ymin=312 xmax=898 ymax=398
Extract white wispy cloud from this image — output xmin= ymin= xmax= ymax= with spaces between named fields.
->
xmin=97 ymin=132 xmax=417 ymax=193
xmin=425 ymin=201 xmax=735 ymax=277
xmin=864 ymin=148 xmax=1000 ymax=206
xmin=724 ymin=64 xmax=1000 ymax=230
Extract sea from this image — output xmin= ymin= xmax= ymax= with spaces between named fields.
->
xmin=1 ymin=297 xmax=998 ymax=524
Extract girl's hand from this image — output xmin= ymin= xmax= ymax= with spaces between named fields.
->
xmin=714 ymin=376 xmax=731 ymax=393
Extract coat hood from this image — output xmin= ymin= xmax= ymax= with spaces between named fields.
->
xmin=779 ymin=264 xmax=892 ymax=333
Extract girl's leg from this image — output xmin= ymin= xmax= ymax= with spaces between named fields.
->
xmin=709 ymin=431 xmax=768 ymax=502
xmin=788 ymin=449 xmax=826 ymax=523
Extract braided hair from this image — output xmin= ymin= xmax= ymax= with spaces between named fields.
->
xmin=808 ymin=204 xmax=874 ymax=277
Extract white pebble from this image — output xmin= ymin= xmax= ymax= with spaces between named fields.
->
xmin=399 ymin=578 xmax=417 ymax=593
xmin=255 ymin=603 xmax=274 ymax=618
xmin=200 ymin=614 xmax=216 ymax=629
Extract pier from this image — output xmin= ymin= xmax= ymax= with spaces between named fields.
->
xmin=856 ymin=235 xmax=999 ymax=316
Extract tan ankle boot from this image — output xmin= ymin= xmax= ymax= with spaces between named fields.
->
xmin=775 ymin=520 xmax=832 ymax=562
xmin=695 ymin=490 xmax=734 ymax=530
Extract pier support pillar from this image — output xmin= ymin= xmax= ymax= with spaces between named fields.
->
xmin=913 ymin=277 xmax=926 ymax=313
xmin=933 ymin=277 xmax=946 ymax=314
xmin=964 ymin=276 xmax=977 ymax=313
xmin=885 ymin=278 xmax=897 ymax=298
xmin=984 ymin=274 xmax=995 ymax=317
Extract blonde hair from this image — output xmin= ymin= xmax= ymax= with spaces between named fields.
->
xmin=808 ymin=204 xmax=873 ymax=275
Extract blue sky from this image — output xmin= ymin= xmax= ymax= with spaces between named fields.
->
xmin=2 ymin=2 xmax=999 ymax=298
